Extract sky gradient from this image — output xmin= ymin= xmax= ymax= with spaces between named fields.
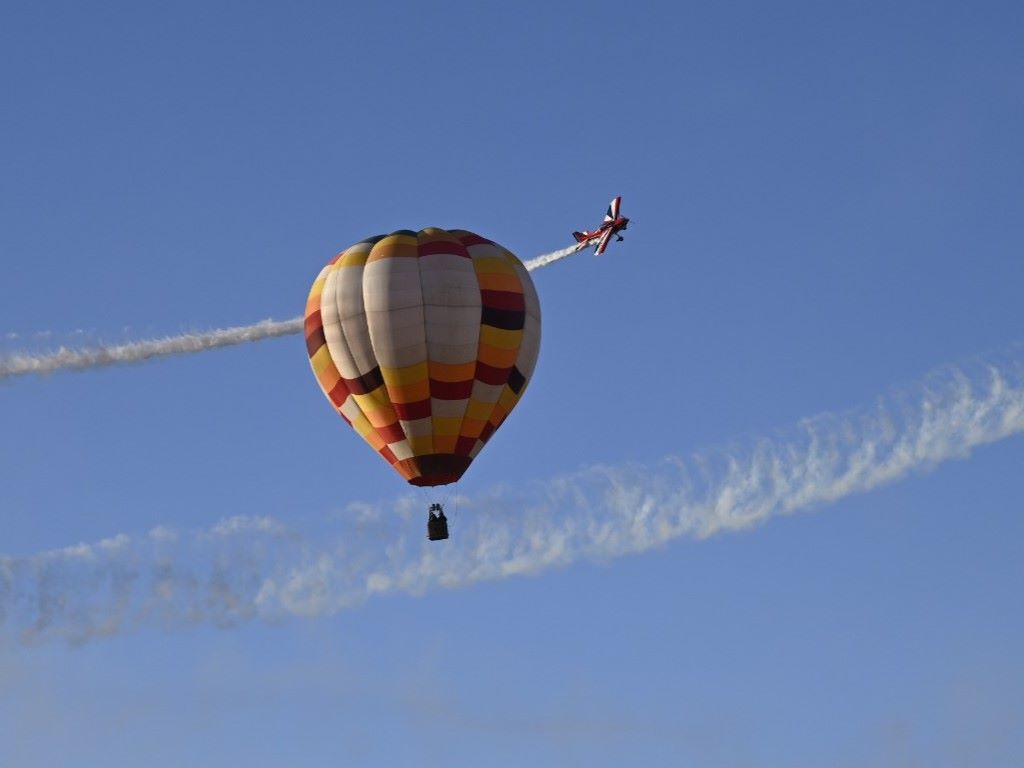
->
xmin=1 ymin=1 xmax=1022 ymax=765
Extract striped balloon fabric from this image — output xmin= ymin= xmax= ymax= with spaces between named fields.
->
xmin=305 ymin=228 xmax=541 ymax=487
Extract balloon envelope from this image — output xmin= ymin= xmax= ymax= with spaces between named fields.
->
xmin=305 ymin=228 xmax=541 ymax=486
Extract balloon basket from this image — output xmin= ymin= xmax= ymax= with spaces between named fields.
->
xmin=427 ymin=504 xmax=449 ymax=541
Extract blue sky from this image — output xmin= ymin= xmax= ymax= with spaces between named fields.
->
xmin=1 ymin=0 xmax=1023 ymax=765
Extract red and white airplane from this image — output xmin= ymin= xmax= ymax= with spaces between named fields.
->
xmin=572 ymin=196 xmax=630 ymax=256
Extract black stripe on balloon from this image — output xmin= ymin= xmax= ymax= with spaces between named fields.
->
xmin=507 ymin=366 xmax=526 ymax=395
xmin=344 ymin=366 xmax=385 ymax=395
xmin=480 ymin=306 xmax=525 ymax=331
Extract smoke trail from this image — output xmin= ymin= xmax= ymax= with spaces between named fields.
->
xmin=0 ymin=243 xmax=580 ymax=382
xmin=0 ymin=318 xmax=304 ymax=380
xmin=2 ymin=356 xmax=1022 ymax=644
xmin=521 ymin=243 xmax=583 ymax=270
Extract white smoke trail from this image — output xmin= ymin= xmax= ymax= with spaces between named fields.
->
xmin=0 ymin=244 xmax=581 ymax=382
xmin=521 ymin=243 xmax=584 ymax=270
xmin=2 ymin=356 xmax=1022 ymax=644
xmin=0 ymin=318 xmax=304 ymax=380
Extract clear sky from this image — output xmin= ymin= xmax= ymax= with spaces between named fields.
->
xmin=1 ymin=0 xmax=1023 ymax=765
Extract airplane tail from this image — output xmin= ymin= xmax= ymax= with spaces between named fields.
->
xmin=572 ymin=231 xmax=587 ymax=243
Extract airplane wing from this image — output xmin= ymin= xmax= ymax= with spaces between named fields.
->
xmin=593 ymin=227 xmax=615 ymax=255
xmin=572 ymin=230 xmax=592 ymax=251
xmin=603 ymin=196 xmax=622 ymax=224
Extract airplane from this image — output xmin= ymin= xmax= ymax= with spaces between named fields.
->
xmin=572 ymin=196 xmax=630 ymax=256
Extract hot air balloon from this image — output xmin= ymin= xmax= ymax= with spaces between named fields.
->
xmin=304 ymin=228 xmax=541 ymax=539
